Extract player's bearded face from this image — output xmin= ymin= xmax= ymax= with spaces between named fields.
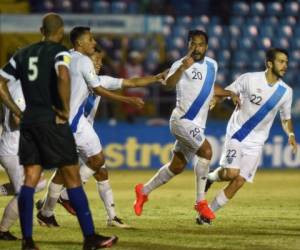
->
xmin=271 ymin=53 xmax=288 ymax=78
xmin=189 ymin=35 xmax=208 ymax=61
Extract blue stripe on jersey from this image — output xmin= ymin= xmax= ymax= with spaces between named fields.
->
xmin=232 ymin=84 xmax=287 ymax=142
xmin=84 ymin=94 xmax=96 ymax=117
xmin=70 ymin=102 xmax=85 ymax=133
xmin=181 ymin=61 xmax=215 ymax=120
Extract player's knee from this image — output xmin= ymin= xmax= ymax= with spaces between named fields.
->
xmin=226 ymin=168 xmax=240 ymax=180
xmin=87 ymin=152 xmax=105 ymax=171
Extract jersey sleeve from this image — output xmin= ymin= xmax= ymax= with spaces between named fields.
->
xmin=225 ymin=73 xmax=248 ymax=95
xmin=98 ymin=75 xmax=123 ymax=90
xmin=166 ymin=59 xmax=183 ymax=80
xmin=54 ymin=51 xmax=71 ymax=72
xmin=279 ymin=88 xmax=292 ymax=121
xmin=0 ymin=56 xmax=19 ymax=81
xmin=80 ymin=57 xmax=101 ymax=88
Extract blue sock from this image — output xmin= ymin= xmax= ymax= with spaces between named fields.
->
xmin=67 ymin=186 xmax=95 ymax=237
xmin=18 ymin=185 xmax=35 ymax=238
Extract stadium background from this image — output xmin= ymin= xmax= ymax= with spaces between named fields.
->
xmin=0 ymin=0 xmax=299 ymax=170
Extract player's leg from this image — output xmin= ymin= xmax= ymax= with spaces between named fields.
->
xmin=206 ymin=139 xmax=242 ymax=191
xmin=60 ymin=163 xmax=118 ymax=248
xmin=194 ymin=139 xmax=215 ymax=222
xmin=210 ymin=152 xmax=261 ymax=213
xmin=134 ymin=149 xmax=186 ymax=216
xmin=19 ymin=164 xmax=43 ymax=250
xmin=36 ymin=170 xmax=63 ymax=227
xmin=89 ymin=153 xmax=130 ymax=228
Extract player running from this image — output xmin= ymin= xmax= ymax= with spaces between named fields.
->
xmin=203 ymin=48 xmax=297 ymax=224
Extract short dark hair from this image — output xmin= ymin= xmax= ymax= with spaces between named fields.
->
xmin=70 ymin=26 xmax=90 ymax=45
xmin=265 ymin=48 xmax=289 ymax=62
xmin=188 ymin=29 xmax=209 ymax=44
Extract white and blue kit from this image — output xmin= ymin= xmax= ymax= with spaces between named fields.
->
xmin=0 ymin=80 xmax=25 ymax=193
xmin=220 ymin=71 xmax=292 ymax=182
xmin=68 ymin=50 xmax=123 ymax=161
xmin=167 ymin=56 xmax=218 ymax=162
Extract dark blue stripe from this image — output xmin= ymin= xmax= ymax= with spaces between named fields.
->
xmin=70 ymin=102 xmax=85 ymax=133
xmin=181 ymin=61 xmax=215 ymax=120
xmin=84 ymin=94 xmax=96 ymax=117
xmin=232 ymin=84 xmax=286 ymax=141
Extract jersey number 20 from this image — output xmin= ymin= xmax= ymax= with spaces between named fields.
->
xmin=28 ymin=57 xmax=38 ymax=81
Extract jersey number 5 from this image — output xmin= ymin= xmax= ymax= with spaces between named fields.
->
xmin=28 ymin=57 xmax=38 ymax=81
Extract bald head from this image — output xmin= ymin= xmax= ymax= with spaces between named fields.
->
xmin=41 ymin=13 xmax=64 ymax=38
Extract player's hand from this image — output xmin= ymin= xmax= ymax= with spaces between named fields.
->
xmin=209 ymin=97 xmax=217 ymax=110
xmin=127 ymin=97 xmax=144 ymax=109
xmin=231 ymin=92 xmax=241 ymax=109
xmin=53 ymin=106 xmax=69 ymax=124
xmin=288 ymin=134 xmax=297 ymax=154
xmin=181 ymin=46 xmax=195 ymax=70
xmin=156 ymin=69 xmax=169 ymax=85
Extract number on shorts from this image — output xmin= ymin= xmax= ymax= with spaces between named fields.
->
xmin=226 ymin=149 xmax=237 ymax=158
xmin=189 ymin=127 xmax=200 ymax=138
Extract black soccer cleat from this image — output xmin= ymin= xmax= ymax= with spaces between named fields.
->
xmin=0 ymin=230 xmax=18 ymax=240
xmin=37 ymin=211 xmax=59 ymax=227
xmin=22 ymin=237 xmax=39 ymax=250
xmin=35 ymin=199 xmax=44 ymax=211
xmin=196 ymin=215 xmax=212 ymax=225
xmin=204 ymin=179 xmax=214 ymax=192
xmin=83 ymin=233 xmax=118 ymax=250
xmin=57 ymin=195 xmax=76 ymax=216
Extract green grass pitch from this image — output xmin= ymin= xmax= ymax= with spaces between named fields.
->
xmin=0 ymin=169 xmax=299 ymax=250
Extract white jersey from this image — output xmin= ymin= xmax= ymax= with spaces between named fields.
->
xmin=69 ymin=51 xmax=101 ymax=132
xmin=167 ymin=56 xmax=218 ymax=129
xmin=84 ymin=75 xmax=123 ymax=125
xmin=226 ymin=71 xmax=292 ymax=147
xmin=0 ymin=80 xmax=25 ymax=156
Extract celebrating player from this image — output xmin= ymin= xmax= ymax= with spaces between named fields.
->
xmin=204 ymin=48 xmax=298 ymax=223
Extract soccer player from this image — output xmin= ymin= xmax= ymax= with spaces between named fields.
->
xmin=0 ymin=13 xmax=117 ymax=250
xmin=133 ymin=30 xmax=239 ymax=222
xmin=0 ymin=79 xmax=47 ymax=241
xmin=35 ymin=26 xmax=146 ymax=228
xmin=49 ymin=47 xmax=167 ymax=228
xmin=204 ymin=48 xmax=298 ymax=221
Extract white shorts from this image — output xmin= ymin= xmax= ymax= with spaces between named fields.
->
xmin=74 ymin=117 xmax=102 ymax=162
xmin=219 ymin=138 xmax=262 ymax=182
xmin=170 ymin=118 xmax=205 ymax=162
xmin=0 ymin=155 xmax=23 ymax=193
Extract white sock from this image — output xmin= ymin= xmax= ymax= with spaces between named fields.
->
xmin=35 ymin=179 xmax=47 ymax=193
xmin=60 ymin=188 xmax=69 ymax=200
xmin=80 ymin=164 xmax=95 ymax=183
xmin=210 ymin=190 xmax=229 ymax=212
xmin=97 ymin=180 xmax=116 ymax=220
xmin=143 ymin=163 xmax=175 ymax=195
xmin=0 ymin=196 xmax=18 ymax=232
xmin=41 ymin=182 xmax=63 ymax=217
xmin=0 ymin=183 xmax=15 ymax=196
xmin=208 ymin=166 xmax=222 ymax=182
xmin=194 ymin=157 xmax=210 ymax=203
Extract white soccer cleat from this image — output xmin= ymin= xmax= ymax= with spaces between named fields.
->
xmin=107 ymin=216 xmax=131 ymax=229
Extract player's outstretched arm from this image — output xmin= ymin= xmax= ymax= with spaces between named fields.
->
xmin=122 ymin=70 xmax=167 ymax=88
xmin=213 ymin=84 xmax=241 ymax=108
xmin=0 ymin=75 xmax=22 ymax=118
xmin=281 ymin=119 xmax=297 ymax=154
xmin=93 ymin=85 xmax=144 ymax=109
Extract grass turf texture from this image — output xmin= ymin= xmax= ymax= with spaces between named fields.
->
xmin=0 ymin=169 xmax=299 ymax=250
